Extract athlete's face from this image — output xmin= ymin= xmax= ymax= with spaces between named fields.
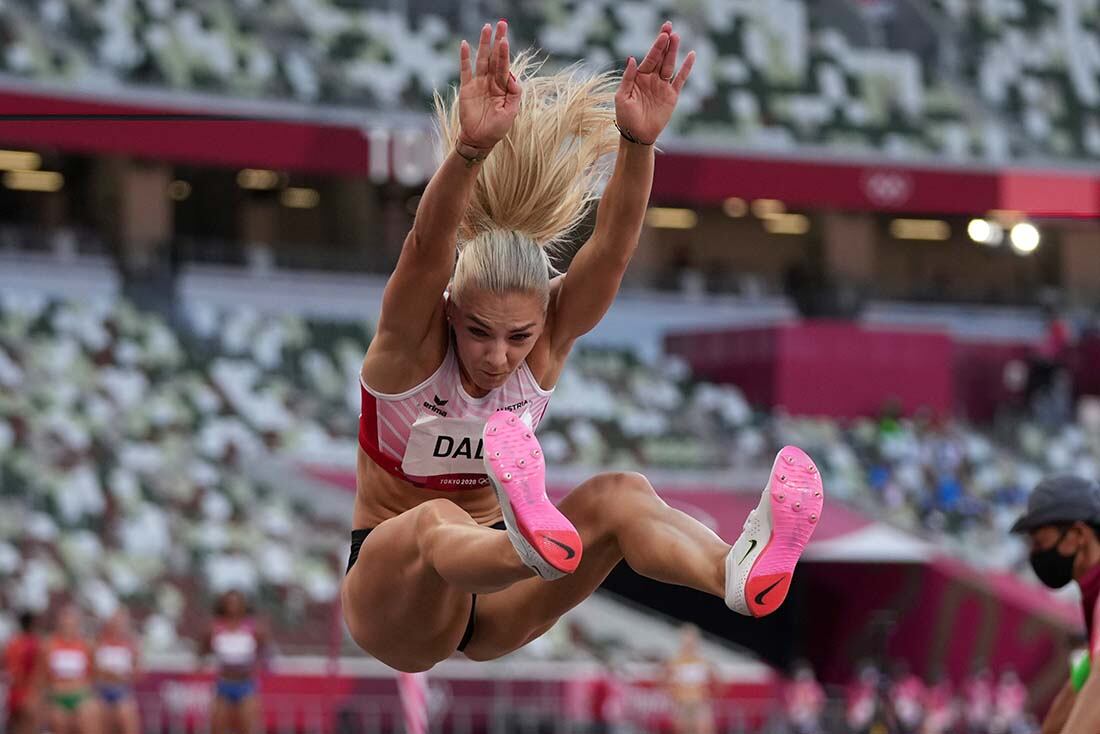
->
xmin=679 ymin=625 xmax=699 ymax=654
xmin=106 ymin=609 xmax=130 ymax=637
xmin=449 ymin=289 xmax=546 ymax=394
xmin=57 ymin=606 xmax=80 ymax=637
xmin=223 ymin=591 xmax=247 ymax=618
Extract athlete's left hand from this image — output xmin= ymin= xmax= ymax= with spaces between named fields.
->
xmin=614 ymin=20 xmax=695 ymax=146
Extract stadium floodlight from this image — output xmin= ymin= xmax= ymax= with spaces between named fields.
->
xmin=0 ymin=150 xmax=41 ymax=171
xmin=645 ymin=207 xmax=698 ymax=229
xmin=889 ymin=218 xmax=950 ymax=241
xmin=722 ymin=197 xmax=747 ymax=217
xmin=763 ymin=213 xmax=810 ymax=235
xmin=751 ymin=198 xmax=785 ymax=218
xmin=169 ymin=180 xmax=191 ymax=201
xmin=280 ymin=187 xmax=321 ymax=209
xmin=967 ymin=218 xmax=1003 ymax=246
xmin=3 ymin=170 xmax=63 ymax=192
xmin=1009 ymin=222 xmax=1040 ymax=254
xmin=237 ymin=168 xmax=280 ymax=190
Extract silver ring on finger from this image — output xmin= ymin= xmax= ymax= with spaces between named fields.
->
xmin=660 ymin=73 xmax=674 ymax=83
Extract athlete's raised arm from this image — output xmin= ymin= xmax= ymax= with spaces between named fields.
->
xmin=549 ymin=20 xmax=695 ymax=350
xmin=374 ymin=20 xmax=522 ymax=352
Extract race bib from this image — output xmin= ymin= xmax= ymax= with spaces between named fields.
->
xmin=402 ymin=412 xmax=532 ymax=479
xmin=51 ymin=649 xmax=87 ymax=679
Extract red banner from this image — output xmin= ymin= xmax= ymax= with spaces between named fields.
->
xmin=1 ymin=85 xmax=1098 ymax=215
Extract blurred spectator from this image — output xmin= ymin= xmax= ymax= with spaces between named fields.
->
xmin=889 ymin=662 xmax=926 ymax=734
xmin=845 ymin=662 xmax=881 ymax=734
xmin=3 ymin=611 xmax=42 ymax=734
xmin=202 ymin=590 xmax=268 ymax=734
xmin=784 ymin=660 xmax=826 ymax=734
xmin=921 ymin=673 xmax=958 ymax=734
xmin=963 ymin=668 xmax=995 ymax=733
xmin=990 ymin=670 xmax=1028 ymax=734
xmin=94 ymin=608 xmax=141 ymax=734
xmin=42 ymin=604 xmax=98 ymax=734
xmin=1028 ymin=306 xmax=1073 ymax=427
xmin=663 ymin=625 xmax=716 ymax=734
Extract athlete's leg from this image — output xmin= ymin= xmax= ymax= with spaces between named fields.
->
xmin=118 ymin=698 xmax=140 ymax=734
xmin=466 ymin=471 xmax=730 ymax=658
xmin=239 ymin=695 xmax=260 ymax=734
xmin=210 ymin=695 xmax=231 ymax=734
xmin=468 ymin=413 xmax=821 ymax=661
xmin=48 ymin=705 xmax=69 ymax=734
xmin=341 ymin=498 xmax=535 ymax=672
xmin=75 ymin=697 xmax=100 ymax=734
xmin=97 ymin=703 xmax=114 ymax=734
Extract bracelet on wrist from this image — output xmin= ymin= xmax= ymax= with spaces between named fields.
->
xmin=455 ymin=138 xmax=492 ymax=168
xmin=614 ymin=123 xmax=654 ymax=146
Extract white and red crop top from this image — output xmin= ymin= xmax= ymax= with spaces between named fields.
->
xmin=359 ymin=342 xmax=553 ymax=490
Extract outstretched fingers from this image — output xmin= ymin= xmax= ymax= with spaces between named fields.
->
xmin=474 ymin=23 xmax=492 ymax=78
xmin=636 ymin=30 xmax=670 ymax=75
xmin=672 ymin=50 xmax=696 ymax=92
xmin=661 ymin=32 xmax=680 ymax=81
xmin=621 ymin=55 xmax=638 ymax=95
xmin=496 ymin=25 xmax=511 ymax=90
xmin=459 ymin=40 xmax=472 ymax=84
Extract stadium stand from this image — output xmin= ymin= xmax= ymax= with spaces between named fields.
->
xmin=0 ymin=293 xmax=347 ymax=655
xmin=1 ymin=0 xmax=1074 ymax=159
xmin=929 ymin=0 xmax=1100 ymax=158
xmin=6 ymin=288 xmax=1097 ymax=632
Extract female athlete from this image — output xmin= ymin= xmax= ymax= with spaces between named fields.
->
xmin=343 ymin=19 xmax=825 ymax=673
xmin=93 ymin=608 xmax=140 ymax=734
xmin=41 ymin=605 xmax=99 ymax=734
xmin=202 ymin=590 xmax=267 ymax=734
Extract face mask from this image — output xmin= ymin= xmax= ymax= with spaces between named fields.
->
xmin=1029 ymin=529 xmax=1077 ymax=589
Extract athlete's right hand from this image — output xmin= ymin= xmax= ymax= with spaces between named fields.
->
xmin=457 ymin=20 xmax=522 ymax=151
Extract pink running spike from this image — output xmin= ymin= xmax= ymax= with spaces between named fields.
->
xmin=741 ymin=445 xmax=824 ymax=618
xmin=482 ymin=411 xmax=582 ymax=579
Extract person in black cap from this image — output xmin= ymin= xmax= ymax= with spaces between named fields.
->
xmin=1011 ymin=474 xmax=1100 ymax=734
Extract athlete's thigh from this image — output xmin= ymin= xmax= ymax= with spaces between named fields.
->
xmin=341 ymin=502 xmax=474 ymax=671
xmin=76 ymin=698 xmax=100 ymax=734
xmin=463 ymin=474 xmax=629 ymax=659
xmin=49 ymin=708 xmax=70 ymax=734
xmin=239 ymin=696 xmax=260 ymax=734
xmin=119 ymin=700 xmax=141 ymax=734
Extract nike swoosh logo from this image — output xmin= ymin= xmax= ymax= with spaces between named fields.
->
xmin=544 ymin=537 xmax=576 ymax=560
xmin=754 ymin=578 xmax=785 ymax=607
xmin=739 ymin=539 xmax=757 ymax=565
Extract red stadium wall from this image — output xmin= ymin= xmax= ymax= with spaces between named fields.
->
xmin=665 ymin=322 xmax=955 ymax=419
xmin=667 ymin=325 xmax=1100 ymax=421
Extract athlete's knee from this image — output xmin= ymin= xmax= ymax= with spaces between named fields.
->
xmin=587 ymin=471 xmax=659 ymax=506
xmin=414 ymin=498 xmax=473 ymax=561
xmin=569 ymin=471 xmax=661 ymax=526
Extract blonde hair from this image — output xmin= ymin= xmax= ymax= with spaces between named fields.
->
xmin=435 ymin=53 xmax=619 ymax=306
